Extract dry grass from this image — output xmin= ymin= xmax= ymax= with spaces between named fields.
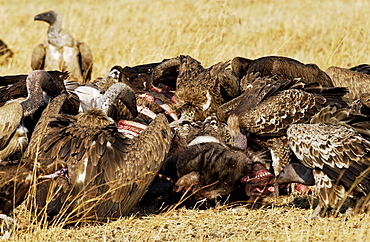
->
xmin=2 ymin=0 xmax=370 ymax=241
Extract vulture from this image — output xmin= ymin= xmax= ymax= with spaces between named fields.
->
xmin=160 ymin=136 xmax=271 ymax=206
xmin=219 ymin=76 xmax=347 ymax=177
xmin=231 ymin=56 xmax=334 ymax=92
xmin=30 ymin=82 xmax=172 ymax=223
xmin=152 ymin=55 xmax=240 ymax=123
xmin=32 ymin=10 xmax=93 ymax=84
xmin=326 ymin=65 xmax=370 ymax=101
xmin=0 ymin=70 xmax=65 ymax=162
xmin=0 ymin=70 xmax=67 ymax=238
xmin=0 ymin=71 xmax=68 ymax=107
xmin=141 ymin=113 xmax=273 ymax=208
xmin=277 ymin=106 xmax=370 ymax=218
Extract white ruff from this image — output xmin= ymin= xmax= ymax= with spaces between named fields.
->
xmin=188 ymin=135 xmax=220 ymax=146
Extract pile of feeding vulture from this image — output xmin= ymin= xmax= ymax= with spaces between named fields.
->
xmin=1 ymin=9 xmax=370 ymax=238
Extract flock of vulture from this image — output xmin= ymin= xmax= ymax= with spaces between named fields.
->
xmin=1 ymin=9 xmax=370 ymax=237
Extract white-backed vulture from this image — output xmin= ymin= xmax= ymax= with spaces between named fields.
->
xmin=0 ymin=71 xmax=68 ymax=107
xmin=0 ymin=39 xmax=13 ymax=65
xmin=0 ymin=70 xmax=65 ymax=162
xmin=32 ymin=10 xmax=93 ymax=84
xmin=278 ymin=106 xmax=370 ymax=219
xmin=30 ymin=82 xmax=172 ymax=223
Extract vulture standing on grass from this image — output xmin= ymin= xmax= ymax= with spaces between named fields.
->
xmin=152 ymin=55 xmax=240 ymax=123
xmin=32 ymin=10 xmax=93 ymax=84
xmin=277 ymin=106 xmax=370 ymax=219
xmin=31 ymin=82 xmax=172 ymax=222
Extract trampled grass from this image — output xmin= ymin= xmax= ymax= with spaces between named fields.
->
xmin=2 ymin=0 xmax=370 ymax=241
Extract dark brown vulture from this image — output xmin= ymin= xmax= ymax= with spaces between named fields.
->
xmin=152 ymin=55 xmax=240 ymax=123
xmin=160 ymin=136 xmax=271 ymax=205
xmin=29 ymin=82 xmax=172 ymax=223
xmin=231 ymin=56 xmax=334 ymax=92
xmin=277 ymin=106 xmax=370 ymax=219
xmin=32 ymin=10 xmax=93 ymax=84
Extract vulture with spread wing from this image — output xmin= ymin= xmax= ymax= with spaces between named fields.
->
xmin=30 ymin=83 xmax=172 ymax=222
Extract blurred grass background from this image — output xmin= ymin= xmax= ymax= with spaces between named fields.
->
xmin=2 ymin=0 xmax=370 ymax=241
xmin=1 ymin=0 xmax=369 ymax=78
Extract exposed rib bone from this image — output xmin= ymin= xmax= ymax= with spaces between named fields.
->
xmin=137 ymin=105 xmax=157 ymax=119
xmin=138 ymin=93 xmax=178 ymax=121
xmin=150 ymin=84 xmax=178 ymax=104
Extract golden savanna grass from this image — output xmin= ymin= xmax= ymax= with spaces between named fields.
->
xmin=2 ymin=0 xmax=370 ymax=241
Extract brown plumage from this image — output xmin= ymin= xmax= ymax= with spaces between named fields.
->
xmin=0 ymin=71 xmax=68 ymax=236
xmin=326 ymin=66 xmax=370 ymax=101
xmin=0 ymin=163 xmax=31 ymax=216
xmin=0 ymin=71 xmax=68 ymax=107
xmin=220 ymin=76 xmax=347 ymax=176
xmin=31 ymin=83 xmax=171 ymax=222
xmin=231 ymin=56 xmax=334 ymax=92
xmin=153 ymin=55 xmax=240 ymax=122
xmin=0 ymin=70 xmax=65 ymax=162
xmin=349 ymin=64 xmax=370 ymax=74
xmin=286 ymin=106 xmax=370 ymax=218
xmin=0 ymin=39 xmax=13 ymax=65
xmin=32 ymin=10 xmax=93 ymax=84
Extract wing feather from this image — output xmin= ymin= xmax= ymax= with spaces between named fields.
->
xmin=0 ymin=102 xmax=23 ymax=151
xmin=31 ymin=44 xmax=46 ymax=70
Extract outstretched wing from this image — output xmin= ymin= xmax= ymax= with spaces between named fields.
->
xmin=35 ymin=112 xmax=171 ymax=220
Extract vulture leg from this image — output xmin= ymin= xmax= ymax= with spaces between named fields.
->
xmin=310 ymin=203 xmax=324 ymax=220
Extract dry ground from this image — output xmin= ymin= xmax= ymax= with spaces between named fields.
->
xmin=1 ymin=0 xmax=370 ymax=241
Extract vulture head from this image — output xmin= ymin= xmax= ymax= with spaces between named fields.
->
xmin=34 ymin=10 xmax=62 ymax=27
xmin=100 ymin=82 xmax=138 ymax=121
xmin=276 ymin=163 xmax=315 ymax=186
